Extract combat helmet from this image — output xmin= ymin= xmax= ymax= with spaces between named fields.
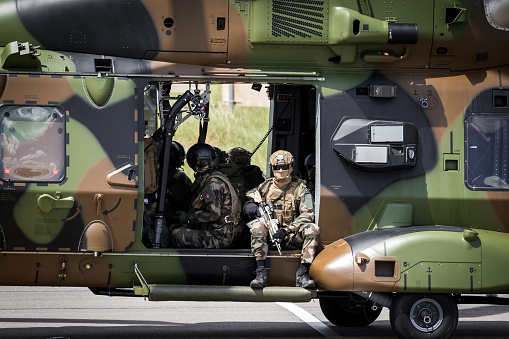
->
xmin=304 ymin=153 xmax=315 ymax=169
xmin=214 ymin=147 xmax=227 ymax=165
xmin=169 ymin=141 xmax=186 ymax=168
xmin=228 ymin=147 xmax=251 ymax=165
xmin=270 ymin=150 xmax=294 ymax=169
xmin=186 ymin=143 xmax=217 ymax=171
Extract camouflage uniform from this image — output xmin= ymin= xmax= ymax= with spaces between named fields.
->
xmin=171 ymin=171 xmax=242 ymax=248
xmin=248 ymin=178 xmax=320 ymax=264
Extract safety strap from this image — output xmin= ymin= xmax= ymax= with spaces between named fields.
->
xmin=198 ymin=103 xmax=210 ymax=143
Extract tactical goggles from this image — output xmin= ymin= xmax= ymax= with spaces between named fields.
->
xmin=272 ymin=164 xmax=290 ymax=171
xmin=305 ymin=164 xmax=315 ymax=170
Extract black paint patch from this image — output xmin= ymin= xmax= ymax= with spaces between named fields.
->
xmin=17 ymin=0 xmax=159 ymax=59
xmin=320 ymin=73 xmax=438 ymax=214
xmin=344 ymin=225 xmax=465 ymax=255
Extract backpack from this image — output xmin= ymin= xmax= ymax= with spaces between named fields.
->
xmin=144 ymin=136 xmax=162 ymax=194
xmin=217 ymin=163 xmax=249 ymax=205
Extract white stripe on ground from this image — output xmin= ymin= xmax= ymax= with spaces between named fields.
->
xmin=276 ymin=302 xmax=342 ymax=338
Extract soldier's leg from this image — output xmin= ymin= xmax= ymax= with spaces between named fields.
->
xmin=171 ymin=224 xmax=216 ymax=248
xmin=210 ymin=222 xmax=239 ymax=249
xmin=290 ymin=223 xmax=320 ymax=288
xmin=250 ymin=221 xmax=269 ymax=262
xmin=249 ymin=221 xmax=270 ymax=288
xmin=300 ymin=223 xmax=320 ymax=264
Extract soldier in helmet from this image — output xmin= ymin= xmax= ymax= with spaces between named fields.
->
xmin=164 ymin=141 xmax=193 ymax=213
xmin=227 ymin=147 xmax=251 ymax=165
xmin=227 ymin=147 xmax=265 ymax=192
xmin=170 ymin=142 xmax=243 ymax=248
xmin=243 ymin=150 xmax=319 ymax=289
xmin=143 ymin=139 xmax=192 ymax=248
xmin=304 ymin=153 xmax=315 ymax=197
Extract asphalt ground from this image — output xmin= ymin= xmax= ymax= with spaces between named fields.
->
xmin=0 ymin=287 xmax=508 ymax=338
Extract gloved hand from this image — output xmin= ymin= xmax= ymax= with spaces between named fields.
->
xmin=273 ymin=228 xmax=290 ymax=242
xmin=175 ymin=211 xmax=189 ymax=223
xmin=243 ymin=201 xmax=260 ymax=219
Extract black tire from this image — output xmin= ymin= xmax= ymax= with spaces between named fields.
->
xmin=390 ymin=293 xmax=458 ymax=339
xmin=319 ymin=296 xmax=383 ymax=327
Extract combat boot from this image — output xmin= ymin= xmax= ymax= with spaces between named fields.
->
xmin=250 ymin=267 xmax=269 ymax=288
xmin=296 ymin=266 xmax=315 ymax=289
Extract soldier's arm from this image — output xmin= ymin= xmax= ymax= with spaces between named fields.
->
xmin=188 ymin=178 xmax=224 ymax=223
xmin=290 ymin=188 xmax=315 ymax=232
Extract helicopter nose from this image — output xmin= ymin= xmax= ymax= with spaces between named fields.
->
xmin=310 ymin=239 xmax=354 ymax=291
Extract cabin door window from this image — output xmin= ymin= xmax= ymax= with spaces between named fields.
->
xmin=0 ymin=105 xmax=65 ymax=183
xmin=465 ymin=114 xmax=509 ymax=190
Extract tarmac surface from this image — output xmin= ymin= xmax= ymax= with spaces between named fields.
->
xmin=0 ymin=286 xmax=508 ymax=338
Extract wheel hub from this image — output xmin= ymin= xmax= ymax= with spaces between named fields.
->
xmin=410 ymin=298 xmax=443 ymax=332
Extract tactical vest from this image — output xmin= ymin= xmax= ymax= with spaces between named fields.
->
xmin=259 ymin=178 xmax=306 ymax=228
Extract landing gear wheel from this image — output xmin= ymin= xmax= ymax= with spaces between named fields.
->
xmin=319 ymin=295 xmax=382 ymax=327
xmin=390 ymin=294 xmax=458 ymax=339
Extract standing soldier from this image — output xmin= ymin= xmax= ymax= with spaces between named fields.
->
xmin=170 ymin=142 xmax=243 ymax=248
xmin=243 ymin=150 xmax=320 ymax=289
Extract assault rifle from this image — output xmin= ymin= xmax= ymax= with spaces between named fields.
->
xmin=246 ymin=191 xmax=282 ymax=255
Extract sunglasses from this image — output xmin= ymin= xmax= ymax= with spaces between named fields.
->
xmin=272 ymin=164 xmax=290 ymax=171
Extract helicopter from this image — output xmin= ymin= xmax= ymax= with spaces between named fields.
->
xmin=1 ymin=0 xmax=509 ymax=338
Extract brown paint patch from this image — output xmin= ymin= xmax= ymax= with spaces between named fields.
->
xmin=1 ymin=75 xmax=74 ymax=103
xmin=227 ymin=3 xmax=249 ymax=66
xmin=486 ymin=192 xmax=509 ymax=233
xmin=76 ymin=158 xmax=137 ymax=251
xmin=426 ymin=70 xmax=502 ymax=144
xmin=318 ymin=186 xmax=355 ymax=244
xmin=0 ymin=75 xmax=7 ymax=99
xmin=143 ymin=0 xmax=228 ymax=56
xmin=310 ymin=239 xmax=354 ymax=291
xmin=391 ymin=68 xmax=509 ymax=147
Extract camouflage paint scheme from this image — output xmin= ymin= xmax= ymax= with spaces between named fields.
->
xmin=0 ymin=0 xmax=508 ymax=306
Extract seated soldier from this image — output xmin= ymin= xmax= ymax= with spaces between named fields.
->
xmin=244 ymin=150 xmax=319 ymax=289
xmin=143 ymin=137 xmax=192 ymax=248
xmin=227 ymin=147 xmax=265 ymax=191
xmin=170 ymin=143 xmax=243 ymax=248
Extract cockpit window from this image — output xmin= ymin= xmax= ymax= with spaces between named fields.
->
xmin=466 ymin=114 xmax=509 ymax=190
xmin=484 ymin=0 xmax=509 ymax=31
xmin=0 ymin=105 xmax=65 ymax=183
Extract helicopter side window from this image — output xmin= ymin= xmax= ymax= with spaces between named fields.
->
xmin=465 ymin=114 xmax=509 ymax=190
xmin=0 ymin=105 xmax=66 ymax=183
